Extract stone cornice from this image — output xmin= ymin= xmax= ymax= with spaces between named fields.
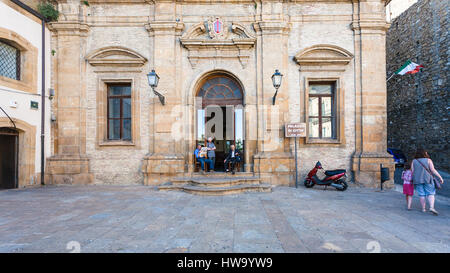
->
xmin=48 ymin=22 xmax=90 ymax=36
xmin=252 ymin=21 xmax=290 ymax=35
xmin=80 ymin=0 xmax=153 ymax=3
xmin=351 ymin=20 xmax=390 ymax=32
xmin=180 ymin=39 xmax=255 ymax=47
xmin=145 ymin=21 xmax=185 ymax=35
xmin=53 ymin=0 xmax=392 ymax=6
xmin=63 ymin=0 xmax=391 ymax=5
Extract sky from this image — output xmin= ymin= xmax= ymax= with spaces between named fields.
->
xmin=386 ymin=0 xmax=419 ymax=22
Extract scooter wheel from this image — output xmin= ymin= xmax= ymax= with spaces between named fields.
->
xmin=337 ymin=180 xmax=348 ymax=191
xmin=304 ymin=180 xmax=314 ymax=188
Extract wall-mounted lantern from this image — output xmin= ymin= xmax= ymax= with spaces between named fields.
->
xmin=147 ymin=69 xmax=165 ymax=105
xmin=271 ymin=69 xmax=283 ymax=105
xmin=49 ymin=88 xmax=55 ymax=100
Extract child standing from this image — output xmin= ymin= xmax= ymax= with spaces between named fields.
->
xmin=402 ymin=162 xmax=414 ymax=210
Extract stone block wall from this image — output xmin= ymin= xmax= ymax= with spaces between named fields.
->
xmin=47 ymin=0 xmax=393 ymax=187
xmin=386 ymin=0 xmax=449 ymax=171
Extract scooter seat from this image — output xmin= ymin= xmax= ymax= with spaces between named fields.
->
xmin=325 ymin=169 xmax=346 ymax=176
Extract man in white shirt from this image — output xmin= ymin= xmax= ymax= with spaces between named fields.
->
xmin=224 ymin=145 xmax=241 ymax=174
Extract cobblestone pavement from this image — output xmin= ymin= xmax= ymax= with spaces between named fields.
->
xmin=0 ymin=185 xmax=449 ymax=253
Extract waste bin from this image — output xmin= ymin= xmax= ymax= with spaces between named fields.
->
xmin=380 ymin=164 xmax=390 ymax=190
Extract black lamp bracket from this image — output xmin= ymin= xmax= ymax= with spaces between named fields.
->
xmin=272 ymin=87 xmax=279 ymax=105
xmin=152 ymin=87 xmax=165 ymax=105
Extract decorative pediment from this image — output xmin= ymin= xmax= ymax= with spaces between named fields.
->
xmin=182 ymin=22 xmax=207 ymax=40
xmin=86 ymin=46 xmax=147 ymax=67
xmin=181 ymin=19 xmax=256 ymax=40
xmin=294 ymin=44 xmax=353 ymax=66
xmin=180 ymin=19 xmax=256 ymax=68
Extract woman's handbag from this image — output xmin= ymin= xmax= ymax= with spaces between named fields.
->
xmin=417 ymin=160 xmax=442 ymax=189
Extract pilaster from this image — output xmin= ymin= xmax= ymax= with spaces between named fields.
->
xmin=351 ymin=0 xmax=394 ymax=188
xmin=252 ymin=1 xmax=293 ymax=186
xmin=46 ymin=1 xmax=93 ymax=185
xmin=142 ymin=3 xmax=185 ymax=185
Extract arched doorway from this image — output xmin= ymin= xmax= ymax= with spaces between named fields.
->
xmin=195 ymin=73 xmax=244 ymax=171
xmin=0 ymin=127 xmax=19 ymax=189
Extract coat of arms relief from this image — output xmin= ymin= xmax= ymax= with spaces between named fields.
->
xmin=180 ymin=17 xmax=256 ymax=68
xmin=206 ymin=17 xmax=228 ymax=39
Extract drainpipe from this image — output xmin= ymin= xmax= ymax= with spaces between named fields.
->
xmin=11 ymin=0 xmax=47 ymax=185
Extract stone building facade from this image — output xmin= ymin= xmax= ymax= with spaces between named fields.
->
xmin=0 ymin=0 xmax=51 ymax=189
xmin=386 ymin=0 xmax=449 ymax=172
xmin=46 ymin=0 xmax=394 ymax=188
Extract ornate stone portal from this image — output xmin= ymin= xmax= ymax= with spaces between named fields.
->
xmin=46 ymin=0 xmax=394 ymax=189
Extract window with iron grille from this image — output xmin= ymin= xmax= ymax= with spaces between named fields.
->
xmin=107 ymin=83 xmax=132 ymax=141
xmin=0 ymin=41 xmax=20 ymax=80
xmin=308 ymin=82 xmax=337 ymax=139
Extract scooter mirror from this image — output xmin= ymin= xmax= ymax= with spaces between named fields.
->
xmin=316 ymin=161 xmax=322 ymax=169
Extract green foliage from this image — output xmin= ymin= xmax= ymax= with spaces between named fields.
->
xmin=37 ymin=1 xmax=59 ymax=22
xmin=235 ymin=139 xmax=243 ymax=151
xmin=83 ymin=1 xmax=90 ymax=6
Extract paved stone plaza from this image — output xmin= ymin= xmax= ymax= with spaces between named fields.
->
xmin=0 ymin=185 xmax=449 ymax=253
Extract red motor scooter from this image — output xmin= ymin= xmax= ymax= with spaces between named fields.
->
xmin=304 ymin=161 xmax=348 ymax=191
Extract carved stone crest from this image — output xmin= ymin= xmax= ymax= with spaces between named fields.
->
xmin=206 ymin=17 xmax=228 ymax=39
xmin=180 ymin=19 xmax=256 ymax=68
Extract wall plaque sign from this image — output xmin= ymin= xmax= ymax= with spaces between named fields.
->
xmin=285 ymin=123 xmax=306 ymax=138
xmin=30 ymin=101 xmax=39 ymax=110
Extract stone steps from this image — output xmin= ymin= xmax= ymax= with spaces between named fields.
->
xmin=157 ymin=173 xmax=272 ymax=195
xmin=158 ymin=183 xmax=272 ymax=196
xmin=170 ymin=177 xmax=261 ymax=188
xmin=191 ymin=172 xmax=255 ymax=178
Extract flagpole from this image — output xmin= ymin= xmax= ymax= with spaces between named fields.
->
xmin=386 ymin=73 xmax=396 ymax=82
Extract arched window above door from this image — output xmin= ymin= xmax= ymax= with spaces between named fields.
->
xmin=197 ymin=75 xmax=243 ymax=107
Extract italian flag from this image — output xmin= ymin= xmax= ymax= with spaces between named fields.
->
xmin=395 ymin=60 xmax=424 ymax=75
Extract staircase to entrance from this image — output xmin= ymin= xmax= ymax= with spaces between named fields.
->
xmin=157 ymin=172 xmax=272 ymax=195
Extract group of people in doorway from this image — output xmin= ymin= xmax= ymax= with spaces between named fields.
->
xmin=194 ymin=137 xmax=241 ymax=175
xmin=401 ymin=149 xmax=444 ymax=215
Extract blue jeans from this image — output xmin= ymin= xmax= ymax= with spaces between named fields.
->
xmin=414 ymin=183 xmax=436 ymax=197
xmin=198 ymin=158 xmax=213 ymax=171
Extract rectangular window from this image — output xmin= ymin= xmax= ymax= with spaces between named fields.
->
xmin=308 ymin=82 xmax=336 ymax=139
xmin=0 ymin=41 xmax=20 ymax=80
xmin=107 ymin=84 xmax=131 ymax=141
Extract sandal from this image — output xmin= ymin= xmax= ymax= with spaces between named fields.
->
xmin=429 ymin=208 xmax=439 ymax=216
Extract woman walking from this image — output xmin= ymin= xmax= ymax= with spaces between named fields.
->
xmin=411 ymin=149 xmax=444 ymax=215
